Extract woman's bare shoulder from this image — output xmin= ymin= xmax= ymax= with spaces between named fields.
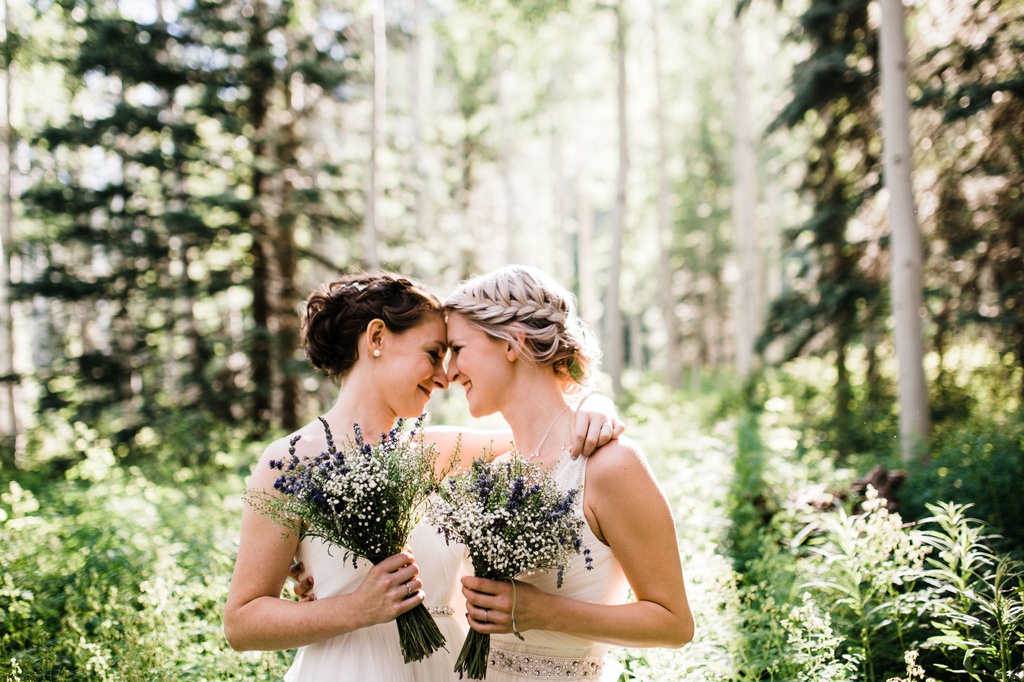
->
xmin=586 ymin=436 xmax=648 ymax=469
xmin=584 ymin=436 xmax=660 ymax=491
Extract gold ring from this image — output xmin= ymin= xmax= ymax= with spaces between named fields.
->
xmin=483 ymin=609 xmax=489 ymax=623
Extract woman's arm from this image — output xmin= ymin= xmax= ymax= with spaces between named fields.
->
xmin=223 ymin=439 xmax=424 ymax=651
xmin=461 ymin=438 xmax=694 ymax=648
xmin=425 ymin=395 xmax=625 ymax=475
xmin=425 ymin=426 xmax=513 ymax=475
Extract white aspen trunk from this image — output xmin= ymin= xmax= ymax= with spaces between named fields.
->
xmin=577 ymin=185 xmax=599 ymax=328
xmin=496 ymin=48 xmax=517 ymax=263
xmin=629 ymin=313 xmax=644 ymax=371
xmin=731 ymin=8 xmax=759 ymax=380
xmin=364 ymin=0 xmax=386 ymax=268
xmin=0 ymin=0 xmax=17 ymax=439
xmin=880 ymin=0 xmax=930 ymax=461
xmin=650 ymin=0 xmax=680 ymax=389
xmin=408 ymin=0 xmax=426 ymax=240
xmin=605 ymin=0 xmax=628 ymax=395
xmin=552 ymin=119 xmax=573 ymax=280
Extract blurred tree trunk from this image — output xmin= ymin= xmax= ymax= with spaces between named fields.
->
xmin=274 ymin=67 xmax=302 ymax=433
xmin=364 ymin=0 xmax=386 ymax=268
xmin=650 ymin=0 xmax=680 ymax=389
xmin=880 ymin=0 xmax=929 ymax=461
xmin=604 ymin=0 xmax=628 ymax=395
xmin=409 ymin=0 xmax=426 ymax=242
xmin=248 ymin=0 xmax=274 ymax=432
xmin=731 ymin=6 xmax=759 ymax=380
xmin=628 ymin=313 xmax=644 ymax=371
xmin=577 ymin=185 xmax=599 ymax=327
xmin=0 ymin=0 xmax=17 ymax=448
xmin=496 ymin=47 xmax=517 ymax=263
xmin=552 ymin=121 xmax=573 ymax=281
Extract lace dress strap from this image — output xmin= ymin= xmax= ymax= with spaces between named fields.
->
xmin=552 ymin=454 xmax=587 ymax=509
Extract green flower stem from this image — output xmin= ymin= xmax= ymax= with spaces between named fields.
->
xmin=397 ymin=602 xmax=448 ymax=664
xmin=453 ymin=628 xmax=490 ymax=680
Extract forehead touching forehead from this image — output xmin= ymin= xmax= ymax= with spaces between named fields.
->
xmin=444 ymin=312 xmax=479 ymax=342
xmin=399 ymin=312 xmax=447 ymax=348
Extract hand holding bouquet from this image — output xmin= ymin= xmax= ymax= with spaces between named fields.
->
xmin=428 ymin=454 xmax=588 ymax=679
xmin=245 ymin=415 xmax=448 ymax=663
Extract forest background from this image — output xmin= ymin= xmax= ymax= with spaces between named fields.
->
xmin=0 ymin=0 xmax=1022 ymax=679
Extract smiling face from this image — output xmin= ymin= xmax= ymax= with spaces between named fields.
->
xmin=377 ymin=314 xmax=450 ymax=418
xmin=444 ymin=313 xmax=515 ymax=418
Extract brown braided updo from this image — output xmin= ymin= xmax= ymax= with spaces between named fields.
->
xmin=302 ymin=273 xmax=443 ymax=381
xmin=443 ymin=265 xmax=599 ymax=391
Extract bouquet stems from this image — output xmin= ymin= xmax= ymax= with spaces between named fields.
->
xmin=453 ymin=628 xmax=490 ymax=680
xmin=397 ymin=602 xmax=447 ymax=664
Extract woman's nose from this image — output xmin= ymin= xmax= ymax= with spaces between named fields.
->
xmin=445 ymin=357 xmax=459 ymax=384
xmin=433 ymin=363 xmax=450 ymax=389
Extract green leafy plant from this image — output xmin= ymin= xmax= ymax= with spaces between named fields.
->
xmin=798 ymin=488 xmax=930 ymax=682
xmin=917 ymin=502 xmax=1024 ymax=681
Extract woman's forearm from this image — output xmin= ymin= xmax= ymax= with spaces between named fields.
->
xmin=537 ymin=594 xmax=693 ymax=649
xmin=224 ymin=592 xmax=371 ymax=651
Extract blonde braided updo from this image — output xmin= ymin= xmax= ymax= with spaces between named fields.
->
xmin=444 ymin=265 xmax=599 ymax=391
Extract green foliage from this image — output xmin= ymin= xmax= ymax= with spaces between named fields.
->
xmin=4 ymin=381 xmax=1024 ymax=681
xmin=749 ymin=358 xmax=901 ymax=462
xmin=17 ymin=0 xmax=359 ymax=444
xmin=778 ymin=592 xmax=860 ymax=681
xmin=918 ymin=1 xmax=1024 ymax=392
xmin=729 ymin=380 xmax=1023 ymax=681
xmin=0 ymin=433 xmax=289 ymax=681
xmin=798 ymin=489 xmax=931 ymax=682
xmin=916 ymin=502 xmax=1024 ymax=681
xmin=901 ymin=411 xmax=1024 ymax=552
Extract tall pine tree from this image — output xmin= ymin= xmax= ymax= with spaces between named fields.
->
xmin=19 ymin=0 xmax=355 ymax=456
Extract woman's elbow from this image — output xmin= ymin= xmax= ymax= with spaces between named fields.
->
xmin=223 ymin=611 xmax=252 ymax=651
xmin=664 ymin=613 xmax=695 ymax=649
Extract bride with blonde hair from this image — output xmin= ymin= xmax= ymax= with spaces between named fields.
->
xmin=444 ymin=264 xmax=694 ymax=681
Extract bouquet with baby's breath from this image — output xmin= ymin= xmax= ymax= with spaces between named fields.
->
xmin=245 ymin=415 xmax=448 ymax=664
xmin=428 ymin=453 xmax=589 ymax=679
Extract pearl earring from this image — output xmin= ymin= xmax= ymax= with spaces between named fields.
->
xmin=373 ymin=349 xmax=381 ymax=358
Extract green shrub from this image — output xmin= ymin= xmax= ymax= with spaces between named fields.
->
xmin=916 ymin=502 xmax=1024 ymax=681
xmin=797 ymin=488 xmax=931 ymax=682
xmin=901 ymin=412 xmax=1024 ymax=553
xmin=0 ymin=439 xmax=290 ymax=681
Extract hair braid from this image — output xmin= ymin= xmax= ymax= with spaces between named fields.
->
xmin=444 ymin=265 xmax=598 ymax=391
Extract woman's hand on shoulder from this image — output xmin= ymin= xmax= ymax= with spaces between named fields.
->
xmin=569 ymin=395 xmax=625 ymax=459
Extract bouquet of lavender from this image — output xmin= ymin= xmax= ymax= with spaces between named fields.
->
xmin=428 ymin=454 xmax=589 ymax=679
xmin=245 ymin=415 xmax=447 ymax=664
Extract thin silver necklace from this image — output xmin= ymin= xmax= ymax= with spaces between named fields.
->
xmin=523 ymin=404 xmax=572 ymax=461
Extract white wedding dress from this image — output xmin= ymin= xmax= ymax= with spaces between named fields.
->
xmin=485 ymin=454 xmax=629 ymax=682
xmin=283 ymin=517 xmax=470 ymax=682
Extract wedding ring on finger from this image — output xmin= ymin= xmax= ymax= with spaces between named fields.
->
xmin=405 ymin=583 xmax=413 ymax=598
xmin=483 ymin=609 xmax=489 ymax=623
